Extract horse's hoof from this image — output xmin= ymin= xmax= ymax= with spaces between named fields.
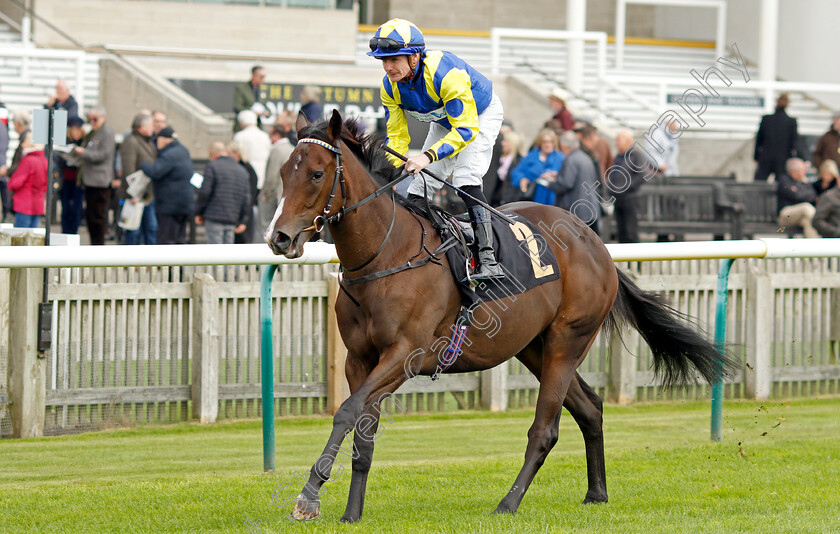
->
xmin=289 ymin=494 xmax=320 ymax=521
xmin=339 ymin=514 xmax=361 ymax=523
xmin=583 ymin=492 xmax=608 ymax=504
xmin=492 ymin=504 xmax=517 ymax=515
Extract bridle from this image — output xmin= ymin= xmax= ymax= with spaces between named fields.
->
xmin=293 ymin=135 xmax=456 ymax=289
xmin=297 ymin=136 xmax=403 ymax=273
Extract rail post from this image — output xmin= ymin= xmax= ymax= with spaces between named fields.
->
xmin=260 ymin=264 xmax=278 ymax=472
xmin=745 ymin=264 xmax=773 ymax=400
xmin=711 ymin=258 xmax=734 ymax=442
xmin=8 ymin=233 xmax=46 ymax=438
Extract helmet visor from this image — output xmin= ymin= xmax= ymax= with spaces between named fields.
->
xmin=369 ymin=36 xmax=412 ymax=54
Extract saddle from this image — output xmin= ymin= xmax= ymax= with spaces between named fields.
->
xmin=399 ymin=196 xmax=561 ymax=310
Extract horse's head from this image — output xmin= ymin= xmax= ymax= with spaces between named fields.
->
xmin=264 ymin=110 xmax=345 ymax=258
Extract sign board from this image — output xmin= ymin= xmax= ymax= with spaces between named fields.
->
xmin=666 ymin=94 xmax=764 ymax=107
xmin=169 ymin=79 xmax=430 ymax=149
xmin=31 ymin=109 xmax=68 ymax=146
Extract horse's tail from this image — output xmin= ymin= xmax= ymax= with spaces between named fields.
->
xmin=604 ymin=267 xmax=736 ymax=386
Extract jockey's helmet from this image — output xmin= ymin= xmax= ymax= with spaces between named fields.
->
xmin=367 ymin=19 xmax=425 ymax=58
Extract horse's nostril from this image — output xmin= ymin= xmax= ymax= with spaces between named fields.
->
xmin=274 ymin=231 xmax=292 ymax=250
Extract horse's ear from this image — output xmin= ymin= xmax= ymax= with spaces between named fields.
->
xmin=295 ymin=111 xmax=310 ymax=134
xmin=327 ymin=109 xmax=342 ymax=142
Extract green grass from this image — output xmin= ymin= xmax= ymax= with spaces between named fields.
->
xmin=2 ymin=398 xmax=840 ymax=533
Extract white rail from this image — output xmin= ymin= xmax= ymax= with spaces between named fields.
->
xmin=489 ymin=27 xmax=607 ymax=109
xmin=2 ymin=239 xmax=840 ymax=268
xmin=0 ymin=45 xmax=88 ymax=109
xmin=0 ymin=242 xmax=339 ymax=268
xmin=615 ymin=0 xmax=727 ymax=69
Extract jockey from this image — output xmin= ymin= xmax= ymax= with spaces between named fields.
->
xmin=368 ymin=18 xmax=505 ymax=281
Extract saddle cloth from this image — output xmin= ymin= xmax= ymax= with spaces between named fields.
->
xmin=442 ymin=211 xmax=561 ymax=308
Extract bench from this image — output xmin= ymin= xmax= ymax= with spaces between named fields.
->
xmin=598 ymin=183 xmax=742 ymax=241
xmin=635 ymin=183 xmax=742 ymax=240
xmin=721 ymin=182 xmax=801 ymax=238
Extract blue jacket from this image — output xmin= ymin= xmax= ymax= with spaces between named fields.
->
xmin=510 ymin=148 xmax=564 ymax=206
xmin=141 ymin=139 xmax=195 ymax=215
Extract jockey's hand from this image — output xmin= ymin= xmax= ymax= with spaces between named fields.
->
xmin=405 ymin=153 xmax=432 ymax=174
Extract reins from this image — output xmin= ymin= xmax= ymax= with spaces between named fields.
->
xmin=297 ymin=135 xmax=454 ymax=286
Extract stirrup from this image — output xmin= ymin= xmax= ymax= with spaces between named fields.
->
xmin=472 ymin=262 xmax=505 ymax=281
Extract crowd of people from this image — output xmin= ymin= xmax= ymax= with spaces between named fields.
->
xmin=752 ymin=94 xmax=840 ymax=238
xmin=1 ymin=73 xmax=839 ymax=246
xmin=475 ymin=90 xmax=840 ymax=242
xmin=0 ymin=74 xmax=298 ymax=246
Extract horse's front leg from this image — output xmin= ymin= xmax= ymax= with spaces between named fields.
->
xmin=340 ymin=353 xmax=378 ymax=523
xmin=291 ymin=344 xmax=409 ymax=521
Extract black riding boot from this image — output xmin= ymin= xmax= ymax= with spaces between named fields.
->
xmin=469 ymin=205 xmax=504 ymax=281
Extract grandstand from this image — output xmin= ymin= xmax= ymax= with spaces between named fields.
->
xmin=0 ymin=0 xmax=837 ymax=179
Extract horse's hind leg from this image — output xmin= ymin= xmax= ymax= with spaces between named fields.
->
xmin=565 ymin=373 xmax=608 ymax=503
xmin=494 ymin=329 xmax=599 ymax=514
xmin=516 ymin=349 xmax=608 ymax=504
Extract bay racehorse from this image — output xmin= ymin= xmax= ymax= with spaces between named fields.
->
xmin=265 ymin=110 xmax=732 ymax=522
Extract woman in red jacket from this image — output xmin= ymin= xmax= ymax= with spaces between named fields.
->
xmin=8 ymin=136 xmax=48 ymax=228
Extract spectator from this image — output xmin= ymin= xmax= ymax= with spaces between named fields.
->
xmin=152 ymin=111 xmax=168 ymax=136
xmin=299 ymin=85 xmax=323 ymax=124
xmin=279 ymin=110 xmax=298 ymax=146
xmin=492 ymin=129 xmax=524 ymax=205
xmin=195 ymin=142 xmax=251 ymax=245
xmin=7 ymin=136 xmax=47 ymax=228
xmin=46 ymin=79 xmax=79 ymax=120
xmin=608 ymin=130 xmax=647 ymax=243
xmin=233 ymin=66 xmax=270 ymax=132
xmin=754 ymin=93 xmax=799 ymax=181
xmin=57 ymin=115 xmax=86 ymax=234
xmin=777 ymin=158 xmax=818 ymax=238
xmin=549 ymin=131 xmax=601 ymax=235
xmin=0 ymin=93 xmax=8 ymax=223
xmin=259 ymin=122 xmax=294 ymax=232
xmin=548 ymin=92 xmax=574 ymax=132
xmin=9 ymin=109 xmax=32 ymax=177
xmin=813 ymin=160 xmax=840 ymax=238
xmin=227 ymin=141 xmax=258 ymax=244
xmin=510 ymin=129 xmax=564 ymax=206
xmin=74 ymin=106 xmax=116 ymax=245
xmin=577 ymin=124 xmax=612 ymax=184
xmin=813 ymin=112 xmax=840 ymax=170
xmin=141 ymin=127 xmax=194 ymax=244
xmin=120 ymin=112 xmax=158 ymax=245
xmin=644 ymin=119 xmax=680 ymax=177
xmin=233 ymin=110 xmax=271 ymax=192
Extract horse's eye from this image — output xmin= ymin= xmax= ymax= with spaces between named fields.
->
xmin=311 ymin=171 xmax=324 ymax=182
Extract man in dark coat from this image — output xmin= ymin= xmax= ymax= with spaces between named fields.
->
xmin=607 ymin=130 xmax=648 ymax=243
xmin=776 ymin=158 xmax=818 ymax=238
xmin=195 ymin=142 xmax=251 ymax=245
xmin=813 ymin=113 xmax=840 ymax=170
xmin=549 ymin=131 xmax=600 ymax=234
xmin=141 ymin=127 xmax=195 ymax=244
xmin=46 ymin=79 xmax=79 ymax=120
xmin=233 ymin=66 xmax=269 ymax=133
xmin=74 ymin=107 xmax=116 ymax=245
xmin=754 ymin=93 xmax=799 ymax=181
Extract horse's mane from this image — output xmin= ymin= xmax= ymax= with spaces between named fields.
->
xmin=298 ymin=118 xmax=401 ymax=187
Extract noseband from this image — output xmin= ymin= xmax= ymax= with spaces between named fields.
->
xmin=294 ymin=134 xmax=457 ymax=296
xmin=298 ymin=138 xmax=346 ymax=233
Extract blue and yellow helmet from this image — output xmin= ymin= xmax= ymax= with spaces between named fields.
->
xmin=367 ymin=19 xmax=425 ymax=58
